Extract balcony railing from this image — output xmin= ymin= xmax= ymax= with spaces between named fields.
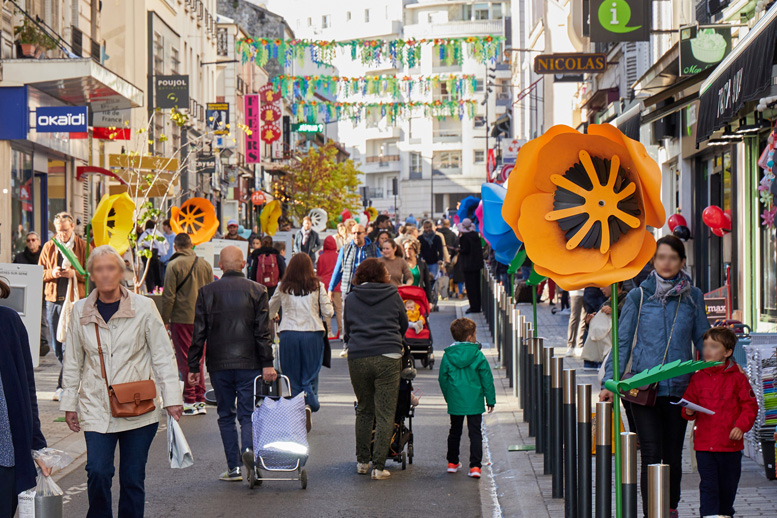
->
xmin=433 ymin=129 xmax=461 ymax=143
xmin=366 ymin=154 xmax=400 ymax=164
xmin=369 ymin=188 xmax=385 ymax=199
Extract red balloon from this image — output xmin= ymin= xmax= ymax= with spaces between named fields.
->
xmin=341 ymin=209 xmax=351 ymax=220
xmin=667 ymin=213 xmax=688 ymax=232
xmin=722 ymin=212 xmax=732 ymax=231
xmin=702 ymin=205 xmax=727 ymax=230
xmin=711 ymin=227 xmax=726 ymax=237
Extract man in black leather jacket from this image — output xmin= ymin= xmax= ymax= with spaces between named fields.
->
xmin=188 ymin=246 xmax=277 ymax=483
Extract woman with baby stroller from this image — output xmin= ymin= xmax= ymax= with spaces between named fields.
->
xmin=344 ymin=258 xmax=408 ymax=480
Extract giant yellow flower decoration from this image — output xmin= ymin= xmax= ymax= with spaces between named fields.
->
xmin=502 ymin=124 xmax=665 ymax=290
xmin=92 ymin=193 xmax=136 ymax=255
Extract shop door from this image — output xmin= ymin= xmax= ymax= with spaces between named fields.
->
xmin=35 ymin=173 xmax=48 ymax=240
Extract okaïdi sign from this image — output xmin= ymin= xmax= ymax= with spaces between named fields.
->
xmin=36 ymin=106 xmax=88 ymax=133
xmin=533 ymin=53 xmax=607 ymax=74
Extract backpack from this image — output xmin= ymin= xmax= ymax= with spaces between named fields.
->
xmin=256 ymin=253 xmax=280 ymax=287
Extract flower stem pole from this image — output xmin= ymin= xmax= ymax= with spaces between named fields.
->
xmin=85 ymin=223 xmax=91 ymax=295
xmin=611 ymin=285 xmax=622 ymax=518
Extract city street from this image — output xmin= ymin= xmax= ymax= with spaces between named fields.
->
xmin=50 ymin=302 xmax=487 ymax=517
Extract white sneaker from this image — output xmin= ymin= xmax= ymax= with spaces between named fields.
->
xmin=357 ymin=462 xmax=370 ymax=474
xmin=52 ymin=388 xmax=63 ymax=401
xmin=563 ymin=348 xmax=574 ymax=357
xmin=559 ymin=308 xmax=571 ymax=316
xmin=339 ymin=349 xmax=348 ymax=358
xmin=183 ymin=403 xmax=199 ymax=416
xmin=574 ymin=348 xmax=583 ymax=358
xmin=371 ymin=468 xmax=391 ymax=480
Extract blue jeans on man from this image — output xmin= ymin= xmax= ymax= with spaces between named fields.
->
xmin=210 ymin=369 xmax=262 ymax=469
xmin=84 ymin=422 xmax=158 ymax=518
xmin=46 ymin=301 xmax=64 ymax=389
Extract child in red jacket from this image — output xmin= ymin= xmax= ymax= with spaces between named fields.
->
xmin=681 ymin=327 xmax=758 ymax=518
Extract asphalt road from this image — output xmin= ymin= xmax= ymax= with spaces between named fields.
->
xmin=56 ymin=303 xmax=484 ymax=517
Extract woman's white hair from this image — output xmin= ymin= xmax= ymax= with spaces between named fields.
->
xmin=86 ymin=245 xmax=125 ymax=274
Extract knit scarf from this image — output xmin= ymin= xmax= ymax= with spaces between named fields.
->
xmin=421 ymin=231 xmax=436 ymax=248
xmin=56 ymin=232 xmax=75 ymax=270
xmin=651 ymin=270 xmax=692 ymax=304
xmin=302 ymin=228 xmax=311 ymax=246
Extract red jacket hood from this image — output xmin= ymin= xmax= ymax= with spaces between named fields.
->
xmin=323 ymin=235 xmax=337 ymax=252
xmin=681 ymin=359 xmax=758 ymax=452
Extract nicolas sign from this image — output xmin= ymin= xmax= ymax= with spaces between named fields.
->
xmin=533 ymin=53 xmax=607 ymax=74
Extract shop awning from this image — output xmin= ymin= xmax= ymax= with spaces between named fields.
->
xmin=1 ymin=58 xmax=144 ymax=110
xmin=696 ymin=5 xmax=777 ymax=143
xmin=612 ymin=102 xmax=643 ymax=140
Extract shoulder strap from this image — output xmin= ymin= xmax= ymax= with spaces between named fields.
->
xmin=94 ymin=323 xmax=111 ymax=390
xmin=660 ymin=295 xmax=683 ymax=366
xmin=626 ymin=288 xmax=644 ymax=373
xmin=176 ymin=256 xmax=199 ymax=292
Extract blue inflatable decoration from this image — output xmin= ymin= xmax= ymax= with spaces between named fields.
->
xmin=481 ymin=183 xmax=522 ymax=264
xmin=457 ymin=195 xmax=481 ymax=223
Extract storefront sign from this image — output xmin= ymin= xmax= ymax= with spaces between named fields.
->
xmin=589 ymin=0 xmax=651 ymax=43
xmin=291 ymin=122 xmax=323 ymax=133
xmin=206 ymin=103 xmax=229 ymax=135
xmin=93 ymin=109 xmax=131 ymax=127
xmin=258 ymin=84 xmax=282 ymax=103
xmin=109 ymin=154 xmax=179 ymax=171
xmin=245 ymin=94 xmax=261 ymax=164
xmin=0 ymin=86 xmax=28 ymax=140
xmin=196 ymin=153 xmax=216 ymax=174
xmin=36 ymin=106 xmax=88 ymax=133
xmin=251 ymin=191 xmax=266 ymax=205
xmin=261 ymin=123 xmax=281 ymax=143
xmin=704 ymin=296 xmax=728 ymax=325
xmin=93 ymin=127 xmax=130 ymax=140
xmin=534 ymin=53 xmax=607 ymax=74
xmin=155 ymin=75 xmax=189 ymax=109
xmin=261 ymin=105 xmax=282 ymax=123
xmin=679 ymin=26 xmax=732 ymax=77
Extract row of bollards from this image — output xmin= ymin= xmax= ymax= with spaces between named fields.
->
xmin=482 ymin=269 xmax=672 ymax=518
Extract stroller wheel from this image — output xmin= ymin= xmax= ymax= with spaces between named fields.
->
xmin=402 ymin=451 xmax=407 ymax=470
xmin=300 ymin=469 xmax=308 ymax=490
xmin=428 ymin=359 xmax=434 ymax=370
xmin=248 ymin=466 xmax=262 ymax=488
xmin=408 ymin=444 xmax=414 ymax=464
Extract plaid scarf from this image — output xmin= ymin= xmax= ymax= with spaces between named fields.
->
xmin=651 ymin=270 xmax=692 ymax=304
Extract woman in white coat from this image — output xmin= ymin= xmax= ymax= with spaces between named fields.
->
xmin=60 ymin=245 xmax=182 ymax=517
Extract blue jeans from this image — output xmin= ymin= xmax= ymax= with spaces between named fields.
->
xmin=427 ymin=263 xmax=439 ymax=279
xmin=210 ymin=369 xmax=261 ymax=469
xmin=278 ymin=331 xmax=324 ymax=412
xmin=84 ymin=422 xmax=158 ymax=518
xmin=46 ymin=301 xmax=64 ymax=388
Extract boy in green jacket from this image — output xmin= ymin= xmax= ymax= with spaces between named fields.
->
xmin=438 ymin=318 xmax=496 ymax=478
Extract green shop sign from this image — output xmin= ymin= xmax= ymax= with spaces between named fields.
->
xmin=679 ymin=26 xmax=732 ymax=77
xmin=291 ymin=123 xmax=323 ymax=133
xmin=589 ymin=0 xmax=651 ymax=43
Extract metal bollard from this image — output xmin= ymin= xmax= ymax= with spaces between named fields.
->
xmin=542 ymin=346 xmax=553 ymax=475
xmin=563 ymin=370 xmax=577 ymax=518
xmin=577 ymin=384 xmax=592 ymax=518
xmin=533 ymin=338 xmax=544 ymax=451
xmin=494 ymin=285 xmax=502 ymax=364
xmin=551 ymin=356 xmax=564 ymax=498
xmin=595 ymin=402 xmax=613 ymax=518
xmin=527 ymin=337 xmax=536 ymax=435
xmin=505 ymin=304 xmax=514 ymax=388
xmin=647 ymin=464 xmax=669 ymax=518
xmin=621 ymin=432 xmax=638 ymax=518
xmin=512 ymin=311 xmax=522 ymax=399
xmin=520 ymin=322 xmax=532 ymax=414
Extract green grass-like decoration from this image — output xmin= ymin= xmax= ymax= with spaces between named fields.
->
xmin=604 ymin=359 xmax=722 ymax=394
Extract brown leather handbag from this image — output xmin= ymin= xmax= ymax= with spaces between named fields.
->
xmin=94 ymin=324 xmax=157 ymax=418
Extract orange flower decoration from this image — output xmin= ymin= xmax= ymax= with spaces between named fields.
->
xmin=170 ymin=197 xmax=219 ymax=245
xmin=502 ymin=124 xmax=665 ymax=290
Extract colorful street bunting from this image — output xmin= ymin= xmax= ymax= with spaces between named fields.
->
xmin=271 ymin=74 xmax=478 ymax=100
xmin=291 ymin=99 xmax=477 ymax=123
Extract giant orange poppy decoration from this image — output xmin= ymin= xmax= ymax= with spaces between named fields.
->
xmin=170 ymin=197 xmax=219 ymax=245
xmin=502 ymin=124 xmax=665 ymax=291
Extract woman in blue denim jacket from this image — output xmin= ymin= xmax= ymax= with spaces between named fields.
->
xmin=600 ymin=235 xmax=709 ymax=518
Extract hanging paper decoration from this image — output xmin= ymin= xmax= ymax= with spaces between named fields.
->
xmin=236 ymin=35 xmax=504 ymax=68
xmin=271 ymin=74 xmax=478 ymax=100
xmin=170 ymin=197 xmax=219 ymax=245
xmin=260 ymin=104 xmax=282 ymax=123
xmin=260 ymin=124 xmax=282 ymax=143
xmin=502 ymin=124 xmax=666 ymax=291
xmin=260 ymin=200 xmax=283 ymax=236
xmin=91 ymin=192 xmax=136 ymax=255
xmin=364 ymin=207 xmax=378 ymax=223
xmin=290 ymin=99 xmax=477 ymax=123
xmin=759 ymin=125 xmax=777 ymax=228
xmin=481 ymin=183 xmax=522 ymax=265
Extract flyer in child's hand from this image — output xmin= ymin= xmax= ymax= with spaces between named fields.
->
xmin=670 ymin=398 xmax=715 ymax=415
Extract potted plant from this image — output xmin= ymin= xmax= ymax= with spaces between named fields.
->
xmin=14 ymin=18 xmax=57 ymax=58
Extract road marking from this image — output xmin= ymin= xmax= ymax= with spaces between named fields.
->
xmin=482 ymin=421 xmax=503 ymax=518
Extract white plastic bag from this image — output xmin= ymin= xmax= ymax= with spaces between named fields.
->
xmin=56 ymin=278 xmax=79 ymax=343
xmin=17 ymin=448 xmax=74 ymax=518
xmin=167 ymin=415 xmax=194 ymax=469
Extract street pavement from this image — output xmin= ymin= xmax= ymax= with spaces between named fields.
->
xmin=44 ymin=300 xmax=487 ymax=517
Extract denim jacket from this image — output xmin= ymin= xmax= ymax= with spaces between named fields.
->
xmin=602 ymin=274 xmax=710 ymax=398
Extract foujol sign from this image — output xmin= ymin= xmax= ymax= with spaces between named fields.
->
xmin=534 ymin=53 xmax=607 ymax=74
xmin=155 ymin=75 xmax=189 ymax=109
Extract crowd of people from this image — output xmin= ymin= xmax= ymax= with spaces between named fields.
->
xmin=2 ymin=209 xmax=492 ymax=516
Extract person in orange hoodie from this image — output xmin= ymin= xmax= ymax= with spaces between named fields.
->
xmin=681 ymin=327 xmax=758 ymax=518
xmin=317 ymin=235 xmax=342 ymax=338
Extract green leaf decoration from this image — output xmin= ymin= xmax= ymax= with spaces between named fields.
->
xmin=507 ymin=248 xmax=527 ymax=275
xmin=604 ymin=359 xmax=721 ymax=394
xmin=526 ymin=266 xmax=547 ymax=287
xmin=51 ymin=239 xmax=86 ymax=276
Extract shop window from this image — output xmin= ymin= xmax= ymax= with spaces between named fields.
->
xmin=474 ymin=3 xmax=490 ymax=20
xmin=409 ymin=152 xmax=423 ymax=179
xmin=761 ymin=226 xmax=777 ymax=322
xmin=47 ymin=159 xmax=67 ymax=237
xmin=11 ymin=151 xmax=33 ymax=256
xmin=474 ymin=150 xmax=485 ymax=163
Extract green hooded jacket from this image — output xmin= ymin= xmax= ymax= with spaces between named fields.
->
xmin=438 ymin=342 xmax=496 ymax=415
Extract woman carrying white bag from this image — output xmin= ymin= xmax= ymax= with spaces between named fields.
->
xmin=60 ymin=246 xmax=183 ymax=517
